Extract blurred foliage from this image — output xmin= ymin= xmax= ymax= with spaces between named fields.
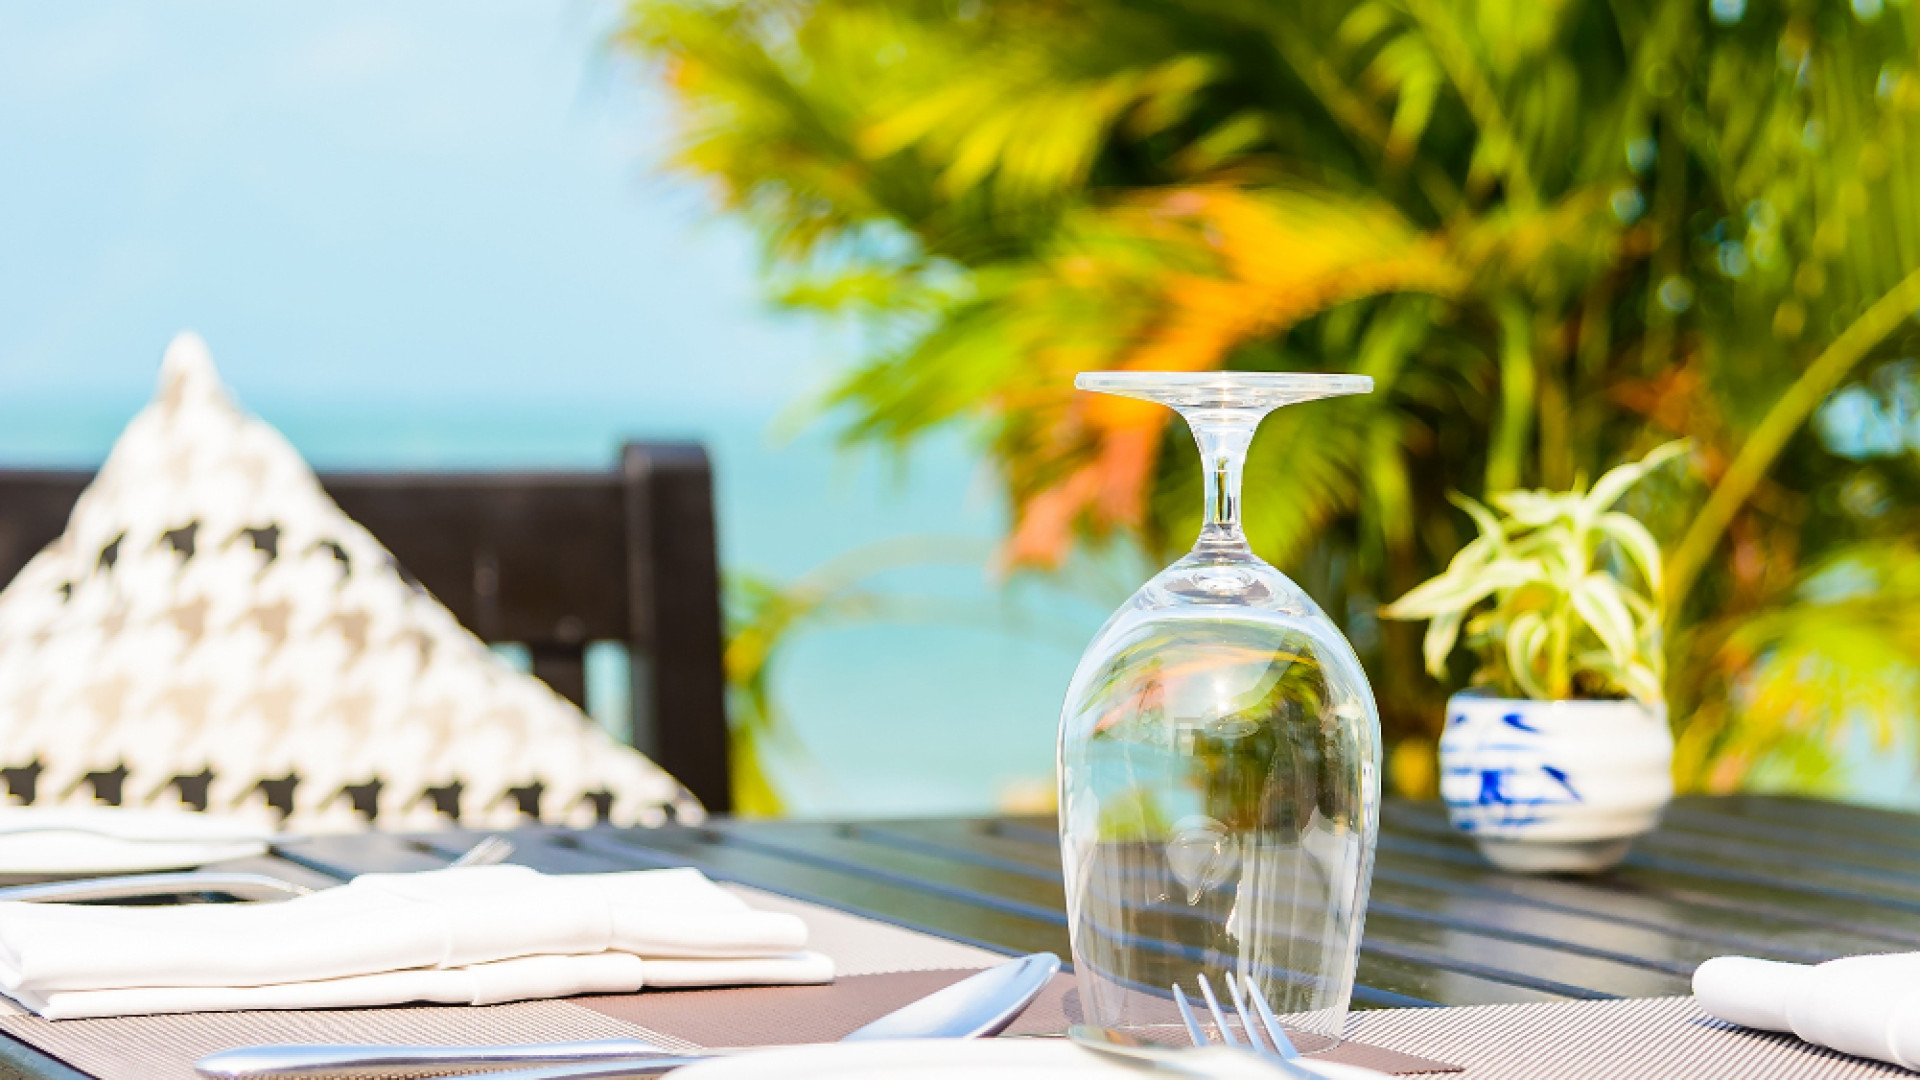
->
xmin=625 ymin=0 xmax=1920 ymax=797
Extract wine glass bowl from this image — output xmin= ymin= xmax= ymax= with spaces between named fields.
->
xmin=1058 ymin=371 xmax=1382 ymax=1047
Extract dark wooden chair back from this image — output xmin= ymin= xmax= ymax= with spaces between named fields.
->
xmin=0 ymin=441 xmax=733 ymax=813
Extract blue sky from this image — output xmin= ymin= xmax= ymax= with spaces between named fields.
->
xmin=0 ymin=1 xmax=808 ymax=414
xmin=0 ymin=0 xmax=1104 ymax=817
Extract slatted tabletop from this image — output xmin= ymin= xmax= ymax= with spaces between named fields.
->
xmin=0 ymin=794 xmax=1909 ymax=1078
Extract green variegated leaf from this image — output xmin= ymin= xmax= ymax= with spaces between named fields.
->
xmin=1580 ymin=440 xmax=1689 ymax=525
xmin=1444 ymin=534 xmax=1498 ymax=575
xmin=1381 ymin=557 xmax=1536 ymax=617
xmin=1540 ymin=521 xmax=1586 ymax=582
xmin=1570 ymin=573 xmax=1637 ymax=665
xmin=1422 ymin=608 xmax=1463 ymax=678
xmin=1507 ymin=611 xmax=1551 ymax=701
xmin=1619 ymin=661 xmax=1662 ymax=706
xmin=1619 ymin=586 xmax=1657 ymax=620
xmin=1576 ymin=650 xmax=1660 ymax=706
xmin=1380 ymin=572 xmax=1479 ymax=618
xmin=1489 ymin=489 xmax=1574 ymax=527
xmin=1448 ymin=492 xmax=1510 ymax=553
xmin=1596 ymin=511 xmax=1664 ymax=594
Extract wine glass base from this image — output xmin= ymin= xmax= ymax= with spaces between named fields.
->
xmin=1075 ymin=371 xmax=1372 ymax=412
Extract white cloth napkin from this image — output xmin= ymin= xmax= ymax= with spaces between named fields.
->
xmin=0 ymin=864 xmax=833 ymax=1018
xmin=668 ymin=1039 xmax=1389 ymax=1080
xmin=1694 ymin=952 xmax=1920 ymax=1069
xmin=0 ymin=807 xmax=275 ymax=874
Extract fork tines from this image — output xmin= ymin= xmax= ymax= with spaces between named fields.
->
xmin=1173 ymin=972 xmax=1301 ymax=1061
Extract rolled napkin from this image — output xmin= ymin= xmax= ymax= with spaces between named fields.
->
xmin=0 ymin=864 xmax=833 ymax=1019
xmin=1694 ymin=952 xmax=1920 ymax=1069
xmin=0 ymin=806 xmax=276 ymax=874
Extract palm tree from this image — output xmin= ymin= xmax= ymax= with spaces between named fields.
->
xmin=623 ymin=0 xmax=1920 ymax=795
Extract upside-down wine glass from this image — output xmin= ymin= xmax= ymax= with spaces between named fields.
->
xmin=1058 ymin=371 xmax=1382 ymax=1050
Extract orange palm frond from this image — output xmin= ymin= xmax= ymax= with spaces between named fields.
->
xmin=1126 ymin=187 xmax=1463 ymax=372
xmin=1002 ymin=186 xmax=1461 ymax=568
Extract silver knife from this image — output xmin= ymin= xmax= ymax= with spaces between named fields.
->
xmin=0 ymin=872 xmax=313 ymax=904
xmin=0 ymin=836 xmax=508 ymax=905
xmin=195 ymin=951 xmax=1062 ymax=1080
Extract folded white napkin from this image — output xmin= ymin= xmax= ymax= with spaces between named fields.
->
xmin=0 ymin=864 xmax=833 ymax=1018
xmin=668 ymin=1039 xmax=1388 ymax=1080
xmin=0 ymin=807 xmax=275 ymax=874
xmin=1694 ymin=952 xmax=1920 ymax=1069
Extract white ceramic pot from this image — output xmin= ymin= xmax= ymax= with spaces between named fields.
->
xmin=1438 ymin=691 xmax=1673 ymax=872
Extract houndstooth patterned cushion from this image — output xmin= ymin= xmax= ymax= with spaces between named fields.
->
xmin=0 ymin=333 xmax=703 ymax=831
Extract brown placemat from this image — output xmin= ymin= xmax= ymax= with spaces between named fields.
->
xmin=0 ymin=999 xmax=662 ymax=1080
xmin=577 ymin=969 xmax=1458 ymax=1075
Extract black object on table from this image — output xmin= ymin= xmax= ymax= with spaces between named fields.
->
xmin=0 ymin=795 xmax=1909 ymax=1079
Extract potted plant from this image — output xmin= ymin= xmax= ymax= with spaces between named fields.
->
xmin=1383 ymin=442 xmax=1687 ymax=872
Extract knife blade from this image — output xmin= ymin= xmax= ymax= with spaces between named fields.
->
xmin=195 ymin=952 xmax=1062 ymax=1080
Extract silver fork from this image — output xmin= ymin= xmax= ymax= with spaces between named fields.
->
xmin=1174 ymin=972 xmax=1302 ymax=1061
xmin=445 ymin=834 xmax=514 ymax=868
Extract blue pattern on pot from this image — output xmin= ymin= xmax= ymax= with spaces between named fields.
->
xmin=1440 ymin=692 xmax=1672 ymax=865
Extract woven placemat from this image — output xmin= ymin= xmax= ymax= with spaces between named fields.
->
xmin=1345 ymin=996 xmax=1910 ymax=1080
xmin=0 ymin=969 xmax=1456 ymax=1079
xmin=574 ymin=969 xmax=1454 ymax=1075
xmin=0 ymin=1000 xmax=654 ymax=1079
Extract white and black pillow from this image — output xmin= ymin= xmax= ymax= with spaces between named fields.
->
xmin=0 ymin=333 xmax=703 ymax=831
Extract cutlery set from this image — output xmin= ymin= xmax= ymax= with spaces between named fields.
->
xmin=3 ymin=839 xmax=1367 ymax=1079
xmin=193 ymin=952 xmax=1374 ymax=1080
xmin=197 ymin=953 xmax=1062 ymax=1080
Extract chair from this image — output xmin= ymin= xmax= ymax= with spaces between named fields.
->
xmin=0 ymin=441 xmax=734 ymax=814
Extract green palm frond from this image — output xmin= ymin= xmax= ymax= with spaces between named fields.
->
xmin=628 ymin=0 xmax=1920 ymax=796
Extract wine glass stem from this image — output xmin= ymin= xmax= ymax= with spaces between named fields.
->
xmin=1184 ymin=410 xmax=1259 ymax=555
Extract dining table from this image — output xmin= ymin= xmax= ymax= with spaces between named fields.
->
xmin=0 ymin=793 xmax=1911 ymax=1079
